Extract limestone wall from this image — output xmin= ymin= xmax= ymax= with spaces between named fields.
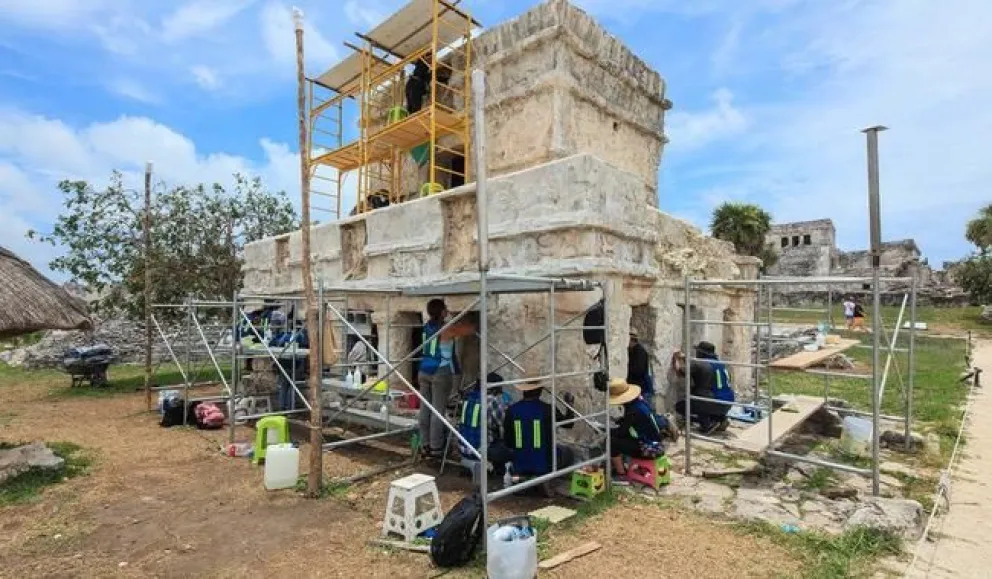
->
xmin=471 ymin=0 xmax=667 ymax=204
xmin=765 ymin=219 xmax=836 ymax=278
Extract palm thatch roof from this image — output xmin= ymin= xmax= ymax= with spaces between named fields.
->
xmin=0 ymin=247 xmax=92 ymax=339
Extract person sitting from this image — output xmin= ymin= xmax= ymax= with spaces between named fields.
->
xmin=502 ymin=378 xmax=576 ymax=478
xmin=607 ymin=378 xmax=664 ymax=482
xmin=456 ymin=372 xmax=513 ymax=475
xmin=672 ymin=341 xmax=735 ymax=435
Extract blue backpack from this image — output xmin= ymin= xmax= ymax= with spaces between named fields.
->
xmin=710 ymin=361 xmax=735 ymax=403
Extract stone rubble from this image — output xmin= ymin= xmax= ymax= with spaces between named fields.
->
xmin=0 ymin=442 xmax=65 ymax=485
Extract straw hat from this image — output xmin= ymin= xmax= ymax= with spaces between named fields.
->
xmin=514 ymin=372 xmax=545 ymax=392
xmin=608 ymin=377 xmax=641 ymax=406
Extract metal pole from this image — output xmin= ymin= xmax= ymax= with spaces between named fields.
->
xmin=550 ymin=285 xmax=557 ymax=471
xmin=683 ymin=277 xmax=692 ymax=474
xmin=863 ymin=124 xmax=887 ymax=497
xmin=143 ymin=160 xmax=154 ymax=412
xmin=602 ymin=283 xmax=612 ymax=486
xmin=471 ymin=68 xmax=490 ymax=550
xmin=767 ymin=285 xmax=775 ymax=450
xmin=229 ymin=292 xmax=238 ymax=444
xmin=824 ymin=283 xmax=831 ymax=403
xmin=385 ymin=296 xmax=392 ymax=433
xmin=906 ymin=278 xmax=917 ymax=451
xmin=184 ymin=294 xmax=192 ymax=426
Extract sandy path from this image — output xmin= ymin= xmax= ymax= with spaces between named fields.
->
xmin=905 ymin=339 xmax=991 ymax=578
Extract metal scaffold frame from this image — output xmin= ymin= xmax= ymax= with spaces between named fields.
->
xmin=681 ymin=275 xmax=920 ymax=496
xmin=307 ymin=0 xmax=478 ymax=217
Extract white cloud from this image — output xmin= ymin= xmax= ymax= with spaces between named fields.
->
xmin=667 ymin=88 xmax=747 ymax=151
xmin=666 ymin=0 xmax=992 ymax=264
xmin=343 ymin=0 xmax=384 ymax=28
xmin=191 ymin=65 xmax=220 ymax=90
xmin=0 ymin=109 xmax=304 ymax=279
xmin=0 ymin=0 xmax=124 ymax=30
xmin=161 ymin=0 xmax=254 ymax=42
xmin=107 ymin=78 xmax=162 ymax=104
xmin=260 ymin=1 xmax=339 ymax=75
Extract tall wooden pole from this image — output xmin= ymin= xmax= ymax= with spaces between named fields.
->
xmin=294 ymin=7 xmax=323 ymax=497
xmin=143 ymin=161 xmax=154 ymax=412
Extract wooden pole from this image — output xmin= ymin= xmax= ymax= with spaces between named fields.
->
xmin=294 ymin=8 xmax=323 ymax=497
xmin=143 ymin=161 xmax=154 ymax=412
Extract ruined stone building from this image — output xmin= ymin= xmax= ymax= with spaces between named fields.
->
xmin=242 ymin=0 xmax=760 ymax=417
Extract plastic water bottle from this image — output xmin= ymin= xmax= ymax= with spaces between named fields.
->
xmin=503 ymin=463 xmax=513 ymax=488
xmin=355 ymin=369 xmax=363 ymax=387
xmin=379 ymin=404 xmax=389 ymax=421
xmin=344 ymin=370 xmax=354 ymax=389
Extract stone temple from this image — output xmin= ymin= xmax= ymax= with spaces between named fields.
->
xmin=241 ymin=0 xmax=760 ymax=417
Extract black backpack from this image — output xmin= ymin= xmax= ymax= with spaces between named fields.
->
xmin=430 ymin=492 xmax=484 ymax=568
xmin=583 ymin=300 xmax=605 ymax=345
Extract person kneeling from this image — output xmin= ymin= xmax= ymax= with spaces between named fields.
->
xmin=607 ymin=378 xmax=664 ymax=483
xmin=456 ymin=372 xmax=513 ymax=475
xmin=503 ymin=378 xmax=576 ymax=481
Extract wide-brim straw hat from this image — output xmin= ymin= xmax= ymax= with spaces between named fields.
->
xmin=515 ymin=372 xmax=545 ymax=392
xmin=608 ymin=377 xmax=641 ymax=406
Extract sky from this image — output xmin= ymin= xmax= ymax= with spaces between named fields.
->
xmin=0 ymin=0 xmax=989 ymax=282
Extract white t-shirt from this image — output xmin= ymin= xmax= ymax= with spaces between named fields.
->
xmin=843 ymin=301 xmax=855 ymax=317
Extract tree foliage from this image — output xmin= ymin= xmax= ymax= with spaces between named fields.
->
xmin=710 ymin=202 xmax=777 ymax=268
xmin=29 ymin=172 xmax=299 ymax=319
xmin=959 ymin=203 xmax=992 ymax=305
xmin=965 ymin=203 xmax=992 ymax=252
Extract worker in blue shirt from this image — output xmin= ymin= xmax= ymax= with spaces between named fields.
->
xmin=502 ymin=378 xmax=576 ymax=478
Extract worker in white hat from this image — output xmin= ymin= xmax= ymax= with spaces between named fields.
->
xmin=607 ymin=377 xmax=664 ymax=482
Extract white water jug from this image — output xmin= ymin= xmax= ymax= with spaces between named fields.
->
xmin=264 ymin=443 xmax=299 ymax=490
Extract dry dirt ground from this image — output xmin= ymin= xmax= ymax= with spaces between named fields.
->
xmin=0 ymin=376 xmax=801 ymax=578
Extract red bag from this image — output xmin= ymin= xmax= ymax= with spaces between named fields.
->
xmin=194 ymin=403 xmax=225 ymax=429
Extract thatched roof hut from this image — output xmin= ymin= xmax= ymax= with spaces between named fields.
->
xmin=0 ymin=247 xmax=92 ymax=339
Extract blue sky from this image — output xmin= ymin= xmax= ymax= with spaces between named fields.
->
xmin=1 ymin=0 xmax=989 ymax=281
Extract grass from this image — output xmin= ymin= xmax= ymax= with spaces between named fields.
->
xmin=771 ymin=331 xmax=969 ymax=456
xmin=295 ymin=476 xmax=351 ymax=499
xmin=736 ymin=520 xmax=902 ymax=578
xmin=0 ymin=441 xmax=92 ymax=507
xmin=531 ymin=488 xmax=619 ymax=560
xmin=0 ymin=361 xmax=232 ymax=399
xmin=771 ymin=304 xmax=989 ymax=335
xmin=799 ymin=467 xmax=838 ymax=492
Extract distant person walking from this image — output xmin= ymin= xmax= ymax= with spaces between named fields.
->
xmin=843 ymin=296 xmax=857 ymax=330
xmin=852 ymin=299 xmax=867 ymax=332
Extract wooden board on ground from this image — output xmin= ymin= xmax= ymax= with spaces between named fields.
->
xmin=725 ymin=395 xmax=825 ymax=454
xmin=769 ymin=339 xmax=860 ymax=370
xmin=529 ymin=505 xmax=576 ymax=524
xmin=539 ymin=541 xmax=602 ymax=570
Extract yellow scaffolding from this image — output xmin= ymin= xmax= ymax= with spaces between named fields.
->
xmin=307 ymin=0 xmax=477 ymax=218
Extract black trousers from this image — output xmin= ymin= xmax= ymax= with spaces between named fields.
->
xmin=675 ymin=400 xmax=728 ymax=430
xmin=406 ymin=78 xmax=426 ymax=113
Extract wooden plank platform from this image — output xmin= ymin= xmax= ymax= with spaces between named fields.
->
xmin=313 ymin=105 xmax=466 ymax=172
xmin=769 ymin=339 xmax=860 ymax=370
xmin=725 ymin=395 xmax=825 ymax=454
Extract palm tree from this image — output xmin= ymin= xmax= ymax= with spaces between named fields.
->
xmin=965 ymin=203 xmax=992 ymax=252
xmin=710 ymin=202 xmax=774 ymax=257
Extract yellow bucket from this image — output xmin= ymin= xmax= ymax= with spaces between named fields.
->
xmin=372 ymin=380 xmax=388 ymax=394
xmin=420 ymin=182 xmax=444 ymax=197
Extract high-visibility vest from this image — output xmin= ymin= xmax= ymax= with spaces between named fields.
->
xmin=458 ymin=391 xmax=483 ymax=453
xmin=627 ymin=398 xmax=662 ymax=444
xmin=508 ymin=399 xmax=548 ymax=476
xmin=710 ymin=361 xmax=735 ymax=403
xmin=419 ymin=321 xmax=458 ymax=375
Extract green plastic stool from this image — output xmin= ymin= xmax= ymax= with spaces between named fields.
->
xmin=253 ymin=416 xmax=290 ymax=465
xmin=569 ymin=468 xmax=605 ymax=500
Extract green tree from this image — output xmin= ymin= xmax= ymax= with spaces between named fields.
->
xmin=710 ymin=202 xmax=778 ymax=268
xmin=965 ymin=203 xmax=992 ymax=252
xmin=958 ymin=204 xmax=992 ymax=306
xmin=29 ymin=172 xmax=299 ymax=319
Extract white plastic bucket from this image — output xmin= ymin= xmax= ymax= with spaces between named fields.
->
xmin=264 ymin=443 xmax=299 ymax=490
xmin=840 ymin=416 xmax=873 ymax=457
xmin=487 ymin=522 xmax=537 ymax=579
